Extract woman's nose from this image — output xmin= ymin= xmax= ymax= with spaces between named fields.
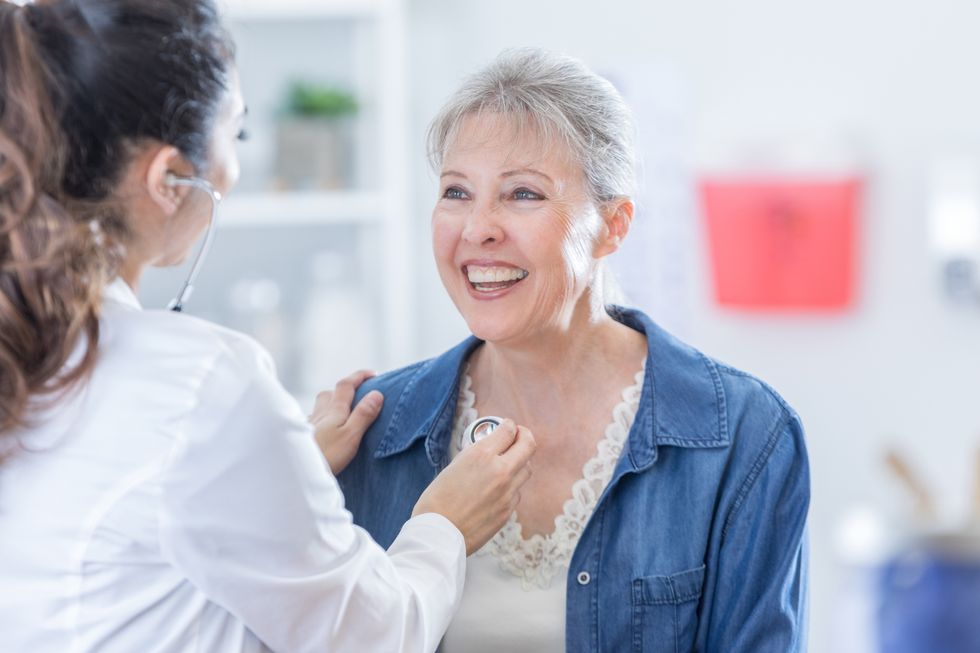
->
xmin=461 ymin=201 xmax=505 ymax=245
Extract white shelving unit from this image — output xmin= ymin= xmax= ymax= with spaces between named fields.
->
xmin=220 ymin=0 xmax=413 ymax=371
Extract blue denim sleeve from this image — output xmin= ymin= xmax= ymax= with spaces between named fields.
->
xmin=703 ymin=415 xmax=810 ymax=652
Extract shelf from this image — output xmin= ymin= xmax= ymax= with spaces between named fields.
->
xmin=210 ymin=0 xmax=414 ymax=367
xmin=219 ymin=190 xmax=383 ymax=228
xmin=222 ymin=0 xmax=382 ymax=20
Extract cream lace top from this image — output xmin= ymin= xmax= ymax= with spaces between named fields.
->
xmin=440 ymin=364 xmax=645 ymax=652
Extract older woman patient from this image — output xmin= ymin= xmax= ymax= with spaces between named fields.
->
xmin=338 ymin=48 xmax=809 ymax=652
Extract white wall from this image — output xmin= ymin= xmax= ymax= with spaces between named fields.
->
xmin=405 ymin=1 xmax=980 ymax=650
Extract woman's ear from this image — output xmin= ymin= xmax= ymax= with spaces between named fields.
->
xmin=144 ymin=145 xmax=193 ymax=216
xmin=594 ymin=198 xmax=634 ymax=258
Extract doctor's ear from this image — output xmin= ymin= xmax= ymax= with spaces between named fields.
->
xmin=594 ymin=198 xmax=634 ymax=258
xmin=144 ymin=145 xmax=194 ymax=215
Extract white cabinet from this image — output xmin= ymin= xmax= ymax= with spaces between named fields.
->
xmin=138 ymin=0 xmax=413 ymax=407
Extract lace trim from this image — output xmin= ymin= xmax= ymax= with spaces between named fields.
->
xmin=451 ymin=363 xmax=645 ymax=590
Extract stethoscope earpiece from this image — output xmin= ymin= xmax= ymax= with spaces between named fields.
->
xmin=164 ymin=173 xmax=223 ymax=312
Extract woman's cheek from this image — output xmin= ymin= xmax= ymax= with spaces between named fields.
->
xmin=431 ymin=215 xmax=459 ymax=272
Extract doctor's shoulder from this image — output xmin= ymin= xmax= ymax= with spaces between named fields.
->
xmin=102 ymin=306 xmax=280 ymax=391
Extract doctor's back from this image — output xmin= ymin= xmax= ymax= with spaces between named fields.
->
xmin=0 ymin=283 xmax=327 ymax=651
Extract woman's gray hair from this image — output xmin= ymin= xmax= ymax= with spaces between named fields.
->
xmin=427 ymin=47 xmax=637 ymax=204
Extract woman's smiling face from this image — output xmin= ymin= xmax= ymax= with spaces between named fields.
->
xmin=431 ymin=113 xmax=605 ymax=345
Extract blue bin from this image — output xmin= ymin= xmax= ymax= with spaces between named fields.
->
xmin=878 ymin=534 xmax=980 ymax=653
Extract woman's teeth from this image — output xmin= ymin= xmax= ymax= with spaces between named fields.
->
xmin=465 ymin=265 xmax=529 ymax=291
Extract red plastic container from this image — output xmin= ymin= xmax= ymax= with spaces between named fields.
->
xmin=700 ymin=176 xmax=861 ymax=311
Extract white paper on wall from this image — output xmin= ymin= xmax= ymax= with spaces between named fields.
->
xmin=599 ymin=60 xmax=698 ymax=338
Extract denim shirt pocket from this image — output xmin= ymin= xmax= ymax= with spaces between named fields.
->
xmin=631 ymin=565 xmax=706 ymax=653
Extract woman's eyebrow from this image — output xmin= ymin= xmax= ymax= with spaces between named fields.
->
xmin=501 ymin=168 xmax=554 ymax=183
xmin=440 ymin=170 xmax=467 ymax=179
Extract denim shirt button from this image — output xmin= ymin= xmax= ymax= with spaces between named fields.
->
xmin=576 ymin=571 xmax=591 ymax=586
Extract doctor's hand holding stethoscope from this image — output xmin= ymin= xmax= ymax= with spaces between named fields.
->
xmin=0 ymin=2 xmax=535 ymax=652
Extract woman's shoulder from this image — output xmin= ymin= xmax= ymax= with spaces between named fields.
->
xmin=355 ymin=359 xmax=430 ymax=399
xmin=353 ymin=336 xmax=480 ymax=409
xmin=342 ymin=338 xmax=478 ymax=477
xmin=668 ymin=338 xmax=807 ymax=492
xmin=614 ymin=306 xmax=803 ymax=452
xmin=618 ymin=308 xmax=809 ymax=528
xmin=681 ymin=343 xmax=803 ymax=455
xmin=711 ymin=358 xmax=798 ymax=430
xmin=338 ymin=341 xmax=480 ymax=543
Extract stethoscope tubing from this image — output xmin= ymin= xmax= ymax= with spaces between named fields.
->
xmin=165 ymin=174 xmax=222 ymax=313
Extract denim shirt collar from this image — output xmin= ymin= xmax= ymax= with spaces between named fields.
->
xmin=374 ymin=306 xmax=730 ymax=469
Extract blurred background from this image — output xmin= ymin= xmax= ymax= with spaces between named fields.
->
xmin=138 ymin=0 xmax=980 ymax=650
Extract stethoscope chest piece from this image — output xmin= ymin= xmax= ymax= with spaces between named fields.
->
xmin=462 ymin=416 xmax=504 ymax=447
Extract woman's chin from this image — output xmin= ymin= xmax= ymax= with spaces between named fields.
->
xmin=462 ymin=314 xmax=535 ymax=345
xmin=462 ymin=318 xmax=510 ymax=344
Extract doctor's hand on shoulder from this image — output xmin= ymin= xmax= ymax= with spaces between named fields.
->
xmin=309 ymin=369 xmax=385 ymax=475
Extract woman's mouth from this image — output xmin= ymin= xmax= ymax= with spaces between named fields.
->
xmin=464 ymin=265 xmax=529 ymax=293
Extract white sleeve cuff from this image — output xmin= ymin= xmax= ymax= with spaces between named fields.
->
xmin=386 ymin=512 xmax=467 ymax=649
xmin=400 ymin=512 xmax=465 ymax=555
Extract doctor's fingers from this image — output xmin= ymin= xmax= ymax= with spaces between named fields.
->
xmin=498 ymin=426 xmax=537 ymax=469
xmin=310 ymin=390 xmax=332 ymax=421
xmin=477 ymin=419 xmax=519 ymax=455
xmin=344 ymin=390 xmax=384 ymax=435
xmin=508 ymin=462 xmax=533 ymax=494
xmin=313 ymin=369 xmax=377 ymax=427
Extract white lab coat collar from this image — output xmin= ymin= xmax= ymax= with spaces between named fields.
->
xmin=103 ymin=277 xmax=142 ymax=311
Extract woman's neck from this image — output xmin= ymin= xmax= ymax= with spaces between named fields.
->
xmin=468 ymin=302 xmax=646 ymax=426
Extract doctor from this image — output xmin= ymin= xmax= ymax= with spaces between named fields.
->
xmin=0 ymin=1 xmax=535 ymax=652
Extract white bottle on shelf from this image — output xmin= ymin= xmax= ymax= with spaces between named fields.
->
xmin=227 ymin=276 xmax=287 ymax=372
xmin=298 ymin=250 xmax=378 ymax=405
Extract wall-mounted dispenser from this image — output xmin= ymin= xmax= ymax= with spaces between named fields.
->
xmin=929 ymin=158 xmax=980 ymax=306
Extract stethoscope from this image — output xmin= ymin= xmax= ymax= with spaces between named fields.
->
xmin=164 ymin=173 xmax=222 ymax=312
xmin=460 ymin=416 xmax=504 ymax=449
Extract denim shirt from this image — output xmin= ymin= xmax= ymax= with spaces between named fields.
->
xmin=338 ymin=307 xmax=809 ymax=652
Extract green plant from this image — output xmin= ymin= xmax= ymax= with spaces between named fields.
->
xmin=287 ymin=82 xmax=358 ymax=118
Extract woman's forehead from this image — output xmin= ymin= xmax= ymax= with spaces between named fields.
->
xmin=445 ymin=112 xmax=578 ymax=170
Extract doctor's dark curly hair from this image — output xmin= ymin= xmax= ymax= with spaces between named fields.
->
xmin=0 ymin=0 xmax=234 ymax=454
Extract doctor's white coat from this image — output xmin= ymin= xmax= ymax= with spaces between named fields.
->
xmin=0 ymin=279 xmax=464 ymax=653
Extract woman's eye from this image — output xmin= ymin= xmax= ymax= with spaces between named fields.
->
xmin=236 ymin=128 xmax=250 ymax=142
xmin=442 ymin=186 xmax=467 ymax=200
xmin=513 ymin=188 xmax=544 ymax=200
